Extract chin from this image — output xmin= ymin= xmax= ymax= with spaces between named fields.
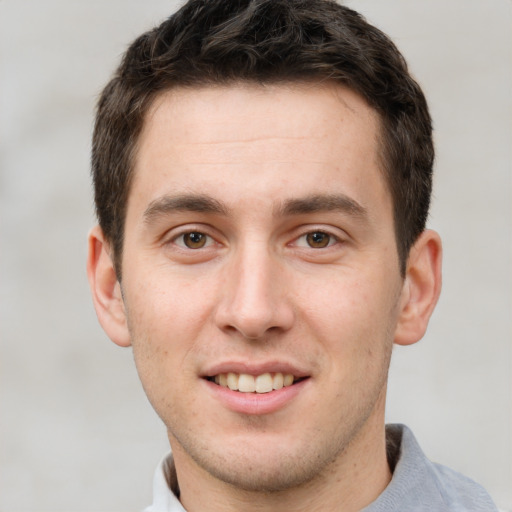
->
xmin=204 ymin=454 xmax=325 ymax=493
xmin=185 ymin=432 xmax=346 ymax=494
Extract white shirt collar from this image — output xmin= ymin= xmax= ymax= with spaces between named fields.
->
xmin=143 ymin=453 xmax=184 ymax=512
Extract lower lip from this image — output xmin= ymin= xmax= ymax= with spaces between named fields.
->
xmin=203 ymin=378 xmax=309 ymax=415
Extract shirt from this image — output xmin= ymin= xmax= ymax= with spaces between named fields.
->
xmin=144 ymin=424 xmax=498 ymax=511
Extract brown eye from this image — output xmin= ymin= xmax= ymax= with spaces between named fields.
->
xmin=306 ymin=231 xmax=331 ymax=248
xmin=183 ymin=232 xmax=207 ymax=249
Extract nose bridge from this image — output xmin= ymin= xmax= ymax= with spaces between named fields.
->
xmin=216 ymin=238 xmax=293 ymax=339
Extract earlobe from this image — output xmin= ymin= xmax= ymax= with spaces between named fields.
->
xmin=86 ymin=225 xmax=131 ymax=347
xmin=394 ymin=230 xmax=442 ymax=346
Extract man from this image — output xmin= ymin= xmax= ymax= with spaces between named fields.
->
xmin=86 ymin=1 xmax=498 ymax=510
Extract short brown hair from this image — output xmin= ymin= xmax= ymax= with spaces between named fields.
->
xmin=92 ymin=0 xmax=433 ymax=278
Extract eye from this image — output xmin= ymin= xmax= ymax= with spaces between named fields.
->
xmin=174 ymin=231 xmax=213 ymax=249
xmin=306 ymin=231 xmax=331 ymax=248
xmin=296 ymin=231 xmax=337 ymax=249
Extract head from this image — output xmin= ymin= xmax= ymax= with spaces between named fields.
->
xmin=88 ymin=1 xmax=442 ymax=507
xmin=92 ymin=0 xmax=433 ymax=279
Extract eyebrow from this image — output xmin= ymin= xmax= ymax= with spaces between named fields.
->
xmin=277 ymin=193 xmax=368 ymax=219
xmin=143 ymin=192 xmax=368 ymax=223
xmin=143 ymin=193 xmax=229 ymax=223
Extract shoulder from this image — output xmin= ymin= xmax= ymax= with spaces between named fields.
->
xmin=430 ymin=461 xmax=499 ymax=511
xmin=364 ymin=424 xmax=499 ymax=512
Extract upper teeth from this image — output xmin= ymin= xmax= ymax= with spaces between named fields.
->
xmin=214 ymin=372 xmax=295 ymax=393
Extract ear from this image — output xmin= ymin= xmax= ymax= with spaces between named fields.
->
xmin=86 ymin=225 xmax=131 ymax=347
xmin=394 ymin=229 xmax=442 ymax=346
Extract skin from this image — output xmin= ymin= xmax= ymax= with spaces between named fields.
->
xmin=88 ymin=82 xmax=442 ymax=512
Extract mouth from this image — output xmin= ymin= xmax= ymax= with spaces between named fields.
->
xmin=205 ymin=372 xmax=307 ymax=394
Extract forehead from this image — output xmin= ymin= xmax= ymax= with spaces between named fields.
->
xmin=140 ymin=81 xmax=380 ymax=152
xmin=129 ymin=82 xmax=388 ymax=216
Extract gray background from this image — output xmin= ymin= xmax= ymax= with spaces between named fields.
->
xmin=1 ymin=1 xmax=510 ymax=510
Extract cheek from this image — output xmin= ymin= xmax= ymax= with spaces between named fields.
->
xmin=297 ymin=274 xmax=397 ymax=362
xmin=126 ymin=259 xmax=215 ymax=327
xmin=299 ymin=276 xmax=380 ymax=330
xmin=123 ymin=268 xmax=218 ymax=377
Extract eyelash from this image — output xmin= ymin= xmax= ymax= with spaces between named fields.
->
xmin=293 ymin=230 xmax=340 ymax=249
xmin=168 ymin=228 xmax=342 ymax=251
xmin=172 ymin=230 xmax=216 ymax=250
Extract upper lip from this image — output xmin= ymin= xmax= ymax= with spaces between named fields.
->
xmin=201 ymin=360 xmax=310 ymax=378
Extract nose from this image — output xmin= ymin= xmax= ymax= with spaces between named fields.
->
xmin=214 ymin=244 xmax=295 ymax=340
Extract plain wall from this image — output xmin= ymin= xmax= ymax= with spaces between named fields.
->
xmin=1 ymin=1 xmax=510 ymax=510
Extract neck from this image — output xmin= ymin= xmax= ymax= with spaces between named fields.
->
xmin=171 ymin=414 xmax=391 ymax=512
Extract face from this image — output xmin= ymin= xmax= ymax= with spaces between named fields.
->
xmin=119 ymin=83 xmax=405 ymax=491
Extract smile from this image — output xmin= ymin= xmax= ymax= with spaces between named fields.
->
xmin=208 ymin=372 xmax=299 ymax=393
xmin=204 ymin=369 xmax=310 ymax=415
